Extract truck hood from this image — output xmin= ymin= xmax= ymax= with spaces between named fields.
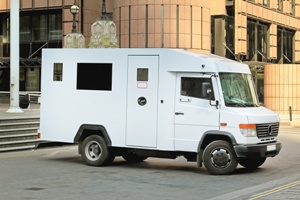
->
xmin=226 ymin=106 xmax=279 ymax=124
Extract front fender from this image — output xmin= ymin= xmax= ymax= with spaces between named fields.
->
xmin=196 ymin=130 xmax=237 ymax=167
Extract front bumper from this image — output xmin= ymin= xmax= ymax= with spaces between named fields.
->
xmin=233 ymin=142 xmax=282 ymax=158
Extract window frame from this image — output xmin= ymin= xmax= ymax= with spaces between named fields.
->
xmin=246 ymin=18 xmax=269 ymax=62
xmin=180 ymin=77 xmax=215 ymax=100
xmin=53 ymin=63 xmax=63 ymax=81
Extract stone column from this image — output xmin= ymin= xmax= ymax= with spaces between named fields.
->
xmin=6 ymin=0 xmax=23 ymax=113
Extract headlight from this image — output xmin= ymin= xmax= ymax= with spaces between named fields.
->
xmin=239 ymin=124 xmax=257 ymax=137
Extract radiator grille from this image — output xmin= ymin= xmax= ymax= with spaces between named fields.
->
xmin=256 ymin=123 xmax=279 ymax=138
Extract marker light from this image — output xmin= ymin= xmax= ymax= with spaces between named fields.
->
xmin=239 ymin=124 xmax=257 ymax=137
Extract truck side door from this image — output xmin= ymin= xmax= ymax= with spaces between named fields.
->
xmin=126 ymin=55 xmax=159 ymax=148
xmin=174 ymin=73 xmax=220 ymax=152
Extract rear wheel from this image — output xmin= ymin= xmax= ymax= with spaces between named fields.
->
xmin=203 ymin=140 xmax=238 ymax=175
xmin=238 ymin=157 xmax=266 ymax=169
xmin=81 ymin=135 xmax=113 ymax=166
xmin=122 ymin=152 xmax=148 ymax=163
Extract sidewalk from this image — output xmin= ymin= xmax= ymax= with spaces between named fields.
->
xmin=279 ymin=114 xmax=300 ymax=128
xmin=0 ymin=104 xmax=40 ymax=119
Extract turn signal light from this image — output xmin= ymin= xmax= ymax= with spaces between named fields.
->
xmin=239 ymin=124 xmax=256 ymax=129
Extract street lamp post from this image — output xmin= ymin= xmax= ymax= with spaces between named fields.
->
xmin=70 ymin=3 xmax=79 ymax=33
xmin=64 ymin=2 xmax=85 ymax=48
xmin=101 ymin=0 xmax=107 ymax=20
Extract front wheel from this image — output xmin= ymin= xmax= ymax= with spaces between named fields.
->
xmin=203 ymin=140 xmax=238 ymax=175
xmin=238 ymin=157 xmax=266 ymax=169
xmin=81 ymin=135 xmax=112 ymax=166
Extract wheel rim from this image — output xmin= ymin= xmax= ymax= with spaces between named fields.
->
xmin=210 ymin=148 xmax=231 ymax=168
xmin=85 ymin=141 xmax=102 ymax=161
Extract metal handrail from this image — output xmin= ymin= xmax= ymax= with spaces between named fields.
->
xmin=0 ymin=91 xmax=41 ymax=104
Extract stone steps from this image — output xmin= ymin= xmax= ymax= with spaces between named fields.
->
xmin=0 ymin=117 xmax=39 ymax=152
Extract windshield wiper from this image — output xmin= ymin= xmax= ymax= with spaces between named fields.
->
xmin=225 ymin=102 xmax=246 ymax=107
xmin=226 ymin=102 xmax=258 ymax=107
xmin=245 ymin=103 xmax=259 ymax=107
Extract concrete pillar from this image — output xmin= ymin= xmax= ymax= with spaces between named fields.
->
xmin=6 ymin=0 xmax=23 ymax=113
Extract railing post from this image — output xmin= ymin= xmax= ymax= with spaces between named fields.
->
xmin=289 ymin=106 xmax=292 ymax=121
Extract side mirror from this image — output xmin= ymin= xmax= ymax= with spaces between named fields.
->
xmin=202 ymin=82 xmax=219 ymax=109
xmin=201 ymin=82 xmax=211 ymax=99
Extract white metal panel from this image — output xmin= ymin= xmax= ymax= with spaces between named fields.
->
xmin=40 ymin=49 xmax=129 ymax=146
xmin=126 ymin=55 xmax=159 ymax=148
xmin=174 ymin=73 xmax=220 ymax=152
xmin=219 ymin=106 xmax=279 ymax=144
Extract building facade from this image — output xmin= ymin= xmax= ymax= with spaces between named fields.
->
xmin=0 ymin=0 xmax=102 ymax=91
xmin=210 ymin=0 xmax=300 ymax=114
xmin=0 ymin=0 xmax=299 ymax=114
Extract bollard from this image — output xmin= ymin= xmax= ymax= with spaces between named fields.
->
xmin=289 ymin=106 xmax=292 ymax=121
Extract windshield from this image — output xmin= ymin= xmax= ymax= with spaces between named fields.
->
xmin=219 ymin=73 xmax=259 ymax=107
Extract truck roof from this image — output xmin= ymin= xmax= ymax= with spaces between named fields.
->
xmin=42 ymin=48 xmax=250 ymax=74
xmin=166 ymin=49 xmax=250 ymax=74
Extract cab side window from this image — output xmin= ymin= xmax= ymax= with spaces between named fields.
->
xmin=181 ymin=77 xmax=215 ymax=100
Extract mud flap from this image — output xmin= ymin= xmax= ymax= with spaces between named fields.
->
xmin=197 ymin=149 xmax=204 ymax=168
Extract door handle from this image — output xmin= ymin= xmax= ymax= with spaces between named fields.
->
xmin=175 ymin=112 xmax=184 ymax=115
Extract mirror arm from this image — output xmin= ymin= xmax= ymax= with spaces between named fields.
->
xmin=209 ymin=92 xmax=219 ymax=109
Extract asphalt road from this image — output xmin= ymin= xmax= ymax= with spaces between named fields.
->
xmin=0 ymin=128 xmax=299 ymax=200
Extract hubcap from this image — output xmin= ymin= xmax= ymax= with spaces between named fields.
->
xmin=210 ymin=148 xmax=231 ymax=168
xmin=85 ymin=141 xmax=102 ymax=161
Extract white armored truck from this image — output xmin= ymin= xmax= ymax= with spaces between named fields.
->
xmin=39 ymin=48 xmax=281 ymax=175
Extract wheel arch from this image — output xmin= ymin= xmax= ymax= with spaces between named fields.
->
xmin=196 ymin=131 xmax=237 ymax=167
xmin=74 ymin=124 xmax=112 ymax=153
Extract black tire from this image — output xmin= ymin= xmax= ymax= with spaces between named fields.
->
xmin=122 ymin=152 xmax=148 ymax=163
xmin=238 ymin=157 xmax=266 ymax=169
xmin=203 ymin=140 xmax=238 ymax=175
xmin=81 ymin=135 xmax=111 ymax=166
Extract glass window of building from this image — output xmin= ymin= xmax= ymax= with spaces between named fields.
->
xmin=247 ymin=21 xmax=255 ymax=61
xmin=290 ymin=0 xmax=295 ymax=15
xmin=32 ymin=15 xmax=48 ymax=41
xmin=0 ymin=14 xmax=10 ymax=43
xmin=1 ymin=10 xmax=63 ymax=58
xmin=277 ymin=28 xmax=294 ymax=63
xmin=247 ymin=19 xmax=269 ymax=62
xmin=211 ymin=17 xmax=215 ymax=54
xmin=257 ymin=23 xmax=268 ymax=62
xmin=277 ymin=0 xmax=283 ymax=11
xmin=0 ymin=10 xmax=63 ymax=92
xmin=225 ymin=16 xmax=235 ymax=60
xmin=20 ymin=16 xmax=31 ymax=42
xmin=263 ymin=0 xmax=269 ymax=7
xmin=284 ymin=31 xmax=293 ymax=63
xmin=49 ymin=14 xmax=62 ymax=41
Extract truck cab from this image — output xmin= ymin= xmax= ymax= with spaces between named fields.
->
xmin=174 ymin=69 xmax=280 ymax=174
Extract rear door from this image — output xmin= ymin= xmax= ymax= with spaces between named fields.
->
xmin=126 ymin=55 xmax=159 ymax=148
xmin=174 ymin=73 xmax=220 ymax=152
